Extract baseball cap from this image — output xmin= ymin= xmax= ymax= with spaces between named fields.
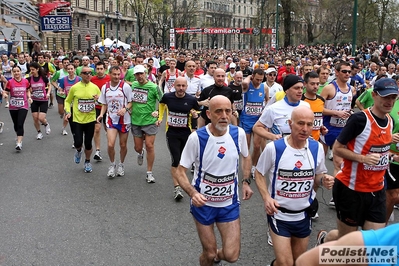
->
xmin=134 ymin=65 xmax=146 ymax=74
xmin=283 ymin=75 xmax=304 ymax=92
xmin=229 ymin=63 xmax=236 ymax=69
xmin=82 ymin=56 xmax=90 ymax=60
xmin=285 ymin=59 xmax=292 ymax=65
xmin=265 ymin=68 xmax=277 ymax=74
xmin=373 ymin=78 xmax=399 ymax=96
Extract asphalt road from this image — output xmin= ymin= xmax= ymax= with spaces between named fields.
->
xmin=0 ymin=105 xmax=352 ymax=266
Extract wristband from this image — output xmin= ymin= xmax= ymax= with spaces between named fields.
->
xmin=320 ymin=176 xmax=324 ymax=187
xmin=242 ymin=178 xmax=251 ymax=185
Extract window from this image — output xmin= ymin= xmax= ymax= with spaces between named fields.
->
xmin=102 ymin=0 xmax=105 ymax=12
xmin=86 ymin=0 xmax=89 ymax=8
xmin=110 ymin=22 xmax=113 ymax=30
xmin=233 ymin=5 xmax=235 ymax=13
xmin=132 ymin=24 xmax=134 ymax=32
xmin=125 ymin=23 xmax=127 ymax=31
xmin=109 ymin=0 xmax=113 ymax=12
xmin=244 ymin=6 xmax=246 ymax=15
xmin=124 ymin=4 xmax=127 ymax=16
xmin=76 ymin=0 xmax=79 ymax=7
xmin=76 ymin=17 xmax=80 ymax=27
xmin=94 ymin=0 xmax=97 ymax=11
xmin=87 ymin=19 xmax=89 ymax=28
xmin=95 ymin=20 xmax=98 ymax=29
xmin=238 ymin=6 xmax=240 ymax=14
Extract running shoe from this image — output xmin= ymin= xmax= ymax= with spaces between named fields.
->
xmin=328 ymin=150 xmax=333 ymax=160
xmin=137 ymin=149 xmax=144 ymax=166
xmin=72 ymin=144 xmax=75 ymax=149
xmin=62 ymin=129 xmax=68 ymax=135
xmin=0 ymin=121 xmax=4 ymax=133
xmin=146 ymin=172 xmax=155 ymax=183
xmin=45 ymin=123 xmax=51 ymax=135
xmin=84 ymin=162 xmax=92 ymax=173
xmin=94 ymin=150 xmax=102 ymax=161
xmin=174 ymin=186 xmax=184 ymax=200
xmin=116 ymin=163 xmax=125 ymax=176
xmin=311 ymin=212 xmax=319 ymax=220
xmin=5 ymin=101 xmax=9 ymax=108
xmin=15 ymin=142 xmax=22 ymax=151
xmin=48 ymin=103 xmax=53 ymax=109
xmin=37 ymin=132 xmax=43 ymax=140
xmin=395 ymin=204 xmax=399 ymax=210
xmin=315 ymin=230 xmax=327 ymax=247
xmin=267 ymin=227 xmax=273 ymax=246
xmin=107 ymin=163 xmax=116 ymax=179
xmin=74 ymin=150 xmax=83 ymax=164
xmin=329 ymin=198 xmax=335 ymax=207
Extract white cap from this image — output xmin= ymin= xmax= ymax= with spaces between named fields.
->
xmin=134 ymin=65 xmax=146 ymax=74
xmin=265 ymin=68 xmax=277 ymax=74
xmin=229 ymin=63 xmax=236 ymax=68
xmin=82 ymin=56 xmax=90 ymax=60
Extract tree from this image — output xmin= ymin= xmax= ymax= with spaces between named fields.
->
xmin=126 ymin=0 xmax=154 ymax=45
xmin=171 ymin=0 xmax=198 ymax=49
xmin=321 ymin=0 xmax=352 ymax=42
xmin=293 ymin=0 xmax=324 ymax=44
xmin=280 ymin=0 xmax=293 ymax=47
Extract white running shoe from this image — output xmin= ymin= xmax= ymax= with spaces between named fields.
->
xmin=15 ymin=142 xmax=22 ymax=151
xmin=328 ymin=150 xmax=333 ymax=160
xmin=116 ymin=163 xmax=125 ymax=176
xmin=146 ymin=172 xmax=155 ymax=183
xmin=45 ymin=123 xmax=51 ymax=135
xmin=0 ymin=121 xmax=4 ymax=133
xmin=107 ymin=163 xmax=116 ymax=179
xmin=37 ymin=132 xmax=43 ymax=140
xmin=62 ymin=129 xmax=68 ymax=135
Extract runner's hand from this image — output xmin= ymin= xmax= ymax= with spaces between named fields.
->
xmin=241 ymin=183 xmax=253 ymax=200
xmin=151 ymin=111 xmax=159 ymax=118
xmin=362 ymin=153 xmax=381 ymax=165
xmin=264 ymin=196 xmax=279 ymax=215
xmin=96 ymin=115 xmax=103 ymax=123
xmin=323 ymin=174 xmax=335 ymax=190
xmin=191 ymin=192 xmax=207 ymax=207
xmin=392 ymin=133 xmax=399 ymax=143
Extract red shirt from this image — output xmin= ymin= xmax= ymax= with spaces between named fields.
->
xmin=91 ymin=74 xmax=111 ymax=108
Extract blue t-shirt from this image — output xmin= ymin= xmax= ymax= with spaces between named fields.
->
xmin=361 ymin=223 xmax=399 ymax=266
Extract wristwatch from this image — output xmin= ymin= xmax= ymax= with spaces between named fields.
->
xmin=242 ymin=178 xmax=251 ymax=185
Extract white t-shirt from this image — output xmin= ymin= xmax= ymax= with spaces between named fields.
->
xmin=258 ymin=99 xmax=310 ymax=135
xmin=256 ymin=137 xmax=327 ymax=221
xmin=180 ymin=125 xmax=248 ymax=208
xmin=264 ymin=81 xmax=283 ymax=99
xmin=99 ymin=81 xmax=133 ymax=125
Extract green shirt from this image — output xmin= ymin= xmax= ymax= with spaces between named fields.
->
xmin=51 ymin=69 xmax=68 ymax=83
xmin=64 ymin=81 xmax=101 ymax=124
xmin=357 ymin=88 xmax=374 ymax=109
xmin=390 ymin=100 xmax=399 ymax=163
xmin=124 ymin=68 xmax=136 ymax=83
xmin=130 ymin=81 xmax=162 ymax=126
xmin=317 ymin=82 xmax=328 ymax=95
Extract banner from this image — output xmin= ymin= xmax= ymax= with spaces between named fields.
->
xmin=39 ymin=1 xmax=70 ymax=17
xmin=174 ymin=28 xmax=273 ymax=35
xmin=40 ymin=16 xmax=72 ymax=32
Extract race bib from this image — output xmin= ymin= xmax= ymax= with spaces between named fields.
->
xmin=330 ymin=116 xmax=348 ymax=127
xmin=245 ymin=102 xmax=263 ymax=116
xmin=234 ymin=99 xmax=243 ymax=111
xmin=363 ymin=145 xmax=390 ymax=171
xmin=77 ymin=99 xmax=95 ymax=113
xmin=167 ymin=111 xmax=188 ymax=127
xmin=132 ymin=88 xmax=148 ymax=103
xmin=276 ymin=168 xmax=314 ymax=199
xmin=200 ymin=172 xmax=235 ymax=203
xmin=313 ymin=112 xmax=323 ymax=130
xmin=32 ymin=90 xmax=45 ymax=99
xmin=10 ymin=97 xmax=24 ymax=107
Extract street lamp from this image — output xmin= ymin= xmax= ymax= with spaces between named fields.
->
xmin=105 ymin=8 xmax=109 ymax=38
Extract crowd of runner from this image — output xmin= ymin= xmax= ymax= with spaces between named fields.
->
xmin=1 ymin=39 xmax=399 ymax=265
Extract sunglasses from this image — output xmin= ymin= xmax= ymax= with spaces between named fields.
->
xmin=340 ymin=70 xmax=351 ymax=74
xmin=268 ymin=73 xmax=276 ymax=76
xmin=81 ymin=71 xmax=92 ymax=75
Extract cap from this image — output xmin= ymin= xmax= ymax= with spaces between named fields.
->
xmin=373 ymin=78 xmax=399 ymax=96
xmin=265 ymin=68 xmax=277 ymax=74
xmin=283 ymin=75 xmax=304 ymax=92
xmin=134 ymin=65 xmax=146 ymax=74
xmin=165 ymin=57 xmax=171 ymax=61
xmin=327 ymin=57 xmax=332 ymax=61
xmin=229 ymin=63 xmax=236 ymax=69
xmin=82 ymin=56 xmax=90 ymax=60
xmin=285 ymin=59 xmax=292 ymax=65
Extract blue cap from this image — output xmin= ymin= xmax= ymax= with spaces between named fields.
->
xmin=373 ymin=78 xmax=399 ymax=96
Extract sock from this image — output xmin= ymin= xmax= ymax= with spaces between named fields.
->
xmin=85 ymin=159 xmax=90 ymax=163
xmin=43 ymin=123 xmax=48 ymax=126
xmin=147 ymin=171 xmax=152 ymax=174
xmin=37 ymin=130 xmax=41 ymax=133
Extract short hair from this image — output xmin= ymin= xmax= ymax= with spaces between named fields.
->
xmin=252 ymin=68 xmax=264 ymax=76
xmin=304 ymin=71 xmax=319 ymax=83
xmin=206 ymin=60 xmax=217 ymax=68
xmin=335 ymin=61 xmax=351 ymax=71
xmin=109 ymin=66 xmax=121 ymax=73
xmin=95 ymin=61 xmax=105 ymax=69
xmin=317 ymin=66 xmax=329 ymax=74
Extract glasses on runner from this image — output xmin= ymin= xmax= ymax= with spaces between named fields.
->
xmin=268 ymin=73 xmax=276 ymax=76
xmin=340 ymin=70 xmax=351 ymax=74
xmin=81 ymin=71 xmax=92 ymax=75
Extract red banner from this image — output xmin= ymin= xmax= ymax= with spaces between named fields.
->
xmin=174 ymin=28 xmax=273 ymax=34
xmin=39 ymin=1 xmax=70 ymax=17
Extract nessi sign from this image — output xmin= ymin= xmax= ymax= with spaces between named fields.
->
xmin=40 ymin=16 xmax=72 ymax=32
